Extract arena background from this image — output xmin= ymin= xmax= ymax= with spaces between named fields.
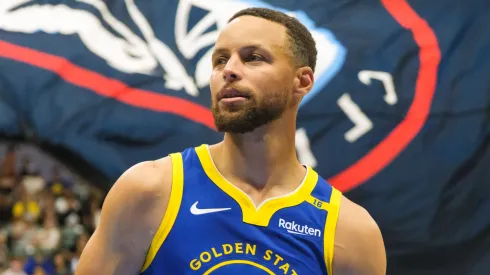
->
xmin=1 ymin=0 xmax=489 ymax=274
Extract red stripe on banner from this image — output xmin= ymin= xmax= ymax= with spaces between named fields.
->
xmin=0 ymin=40 xmax=217 ymax=130
xmin=328 ymin=0 xmax=441 ymax=191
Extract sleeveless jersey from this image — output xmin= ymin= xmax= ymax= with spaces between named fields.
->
xmin=139 ymin=144 xmax=342 ymax=275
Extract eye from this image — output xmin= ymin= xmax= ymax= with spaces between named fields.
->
xmin=214 ymin=57 xmax=228 ymax=66
xmin=248 ymin=54 xmax=265 ymax=62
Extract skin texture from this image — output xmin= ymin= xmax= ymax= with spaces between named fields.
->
xmin=210 ymin=16 xmax=294 ymax=134
xmin=74 ymin=158 xmax=172 ymax=275
xmin=75 ymin=15 xmax=386 ymax=275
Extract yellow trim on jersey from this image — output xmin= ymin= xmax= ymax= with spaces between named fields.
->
xmin=324 ymin=187 xmax=342 ymax=275
xmin=195 ymin=144 xmax=318 ymax=227
xmin=140 ymin=153 xmax=184 ymax=273
xmin=306 ymin=195 xmax=334 ymax=212
xmin=203 ymin=260 xmax=275 ymax=275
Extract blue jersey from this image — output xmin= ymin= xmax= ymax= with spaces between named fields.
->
xmin=139 ymin=144 xmax=342 ymax=275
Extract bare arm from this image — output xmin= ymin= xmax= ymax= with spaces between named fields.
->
xmin=333 ymin=196 xmax=387 ymax=275
xmin=75 ymin=157 xmax=172 ymax=275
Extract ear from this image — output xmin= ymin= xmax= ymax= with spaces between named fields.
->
xmin=294 ymin=67 xmax=314 ymax=97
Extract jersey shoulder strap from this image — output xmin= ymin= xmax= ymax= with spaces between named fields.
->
xmin=140 ymin=152 xmax=185 ymax=273
xmin=307 ymin=177 xmax=342 ymax=275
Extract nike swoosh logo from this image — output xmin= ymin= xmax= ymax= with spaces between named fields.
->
xmin=190 ymin=201 xmax=231 ymax=215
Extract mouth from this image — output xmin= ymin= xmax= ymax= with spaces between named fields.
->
xmin=217 ymin=88 xmax=251 ymax=101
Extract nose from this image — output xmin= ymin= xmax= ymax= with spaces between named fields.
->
xmin=223 ymin=70 xmax=239 ymax=83
xmin=222 ymin=56 xmax=242 ymax=83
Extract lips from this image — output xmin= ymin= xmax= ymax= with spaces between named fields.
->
xmin=217 ymin=88 xmax=250 ymax=101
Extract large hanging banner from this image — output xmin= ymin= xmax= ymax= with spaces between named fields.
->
xmin=1 ymin=1 xmax=489 ymax=274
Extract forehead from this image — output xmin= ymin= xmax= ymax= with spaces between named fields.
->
xmin=215 ymin=16 xmax=288 ymax=52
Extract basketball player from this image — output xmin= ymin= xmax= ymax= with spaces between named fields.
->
xmin=75 ymin=7 xmax=386 ymax=275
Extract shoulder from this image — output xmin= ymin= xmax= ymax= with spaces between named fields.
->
xmin=333 ymin=196 xmax=387 ymax=275
xmin=98 ymin=156 xmax=174 ymax=234
xmin=112 ymin=156 xmax=173 ymax=199
xmin=75 ymin=156 xmax=176 ymax=274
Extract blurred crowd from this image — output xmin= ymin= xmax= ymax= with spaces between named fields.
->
xmin=0 ymin=143 xmax=106 ymax=275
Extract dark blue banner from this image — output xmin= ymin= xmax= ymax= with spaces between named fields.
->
xmin=1 ymin=0 xmax=489 ymax=274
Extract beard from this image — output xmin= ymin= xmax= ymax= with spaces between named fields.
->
xmin=211 ymin=92 xmax=288 ymax=134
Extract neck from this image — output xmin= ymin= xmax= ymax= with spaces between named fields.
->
xmin=210 ymin=110 xmax=305 ymax=191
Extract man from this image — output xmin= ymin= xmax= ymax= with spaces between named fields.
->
xmin=75 ymin=7 xmax=386 ymax=275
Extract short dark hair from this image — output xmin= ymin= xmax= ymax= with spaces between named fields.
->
xmin=228 ymin=7 xmax=317 ymax=72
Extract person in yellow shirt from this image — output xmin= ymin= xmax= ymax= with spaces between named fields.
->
xmin=12 ymin=189 xmax=40 ymax=222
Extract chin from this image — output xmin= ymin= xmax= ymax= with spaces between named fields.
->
xmin=213 ymin=114 xmax=258 ymax=134
xmin=214 ymin=112 xmax=277 ymax=134
xmin=212 ymin=100 xmax=285 ymax=134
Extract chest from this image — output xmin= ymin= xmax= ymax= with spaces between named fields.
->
xmin=153 ymin=199 xmax=327 ymax=275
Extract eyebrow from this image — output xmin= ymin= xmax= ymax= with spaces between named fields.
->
xmin=212 ymin=44 xmax=271 ymax=58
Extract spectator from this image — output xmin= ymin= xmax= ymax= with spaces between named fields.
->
xmin=53 ymin=252 xmax=70 ymax=275
xmin=20 ymin=176 xmax=44 ymax=199
xmin=0 ymin=232 xmax=8 ymax=270
xmin=70 ymin=233 xmax=88 ymax=274
xmin=11 ymin=188 xmax=40 ymax=223
xmin=17 ymin=157 xmax=36 ymax=178
xmin=47 ymin=167 xmax=73 ymax=197
xmin=37 ymin=214 xmax=60 ymax=255
xmin=23 ymin=252 xmax=54 ymax=275
xmin=0 ymin=175 xmax=17 ymax=224
xmin=1 ymin=258 xmax=26 ymax=275
xmin=0 ymin=142 xmax=106 ymax=275
xmin=8 ymin=218 xmax=31 ymax=258
xmin=1 ymin=144 xmax=16 ymax=176
xmin=54 ymin=189 xmax=81 ymax=228
xmin=32 ymin=267 xmax=45 ymax=275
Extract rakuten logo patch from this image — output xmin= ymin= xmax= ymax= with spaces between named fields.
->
xmin=278 ymin=218 xmax=321 ymax=237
